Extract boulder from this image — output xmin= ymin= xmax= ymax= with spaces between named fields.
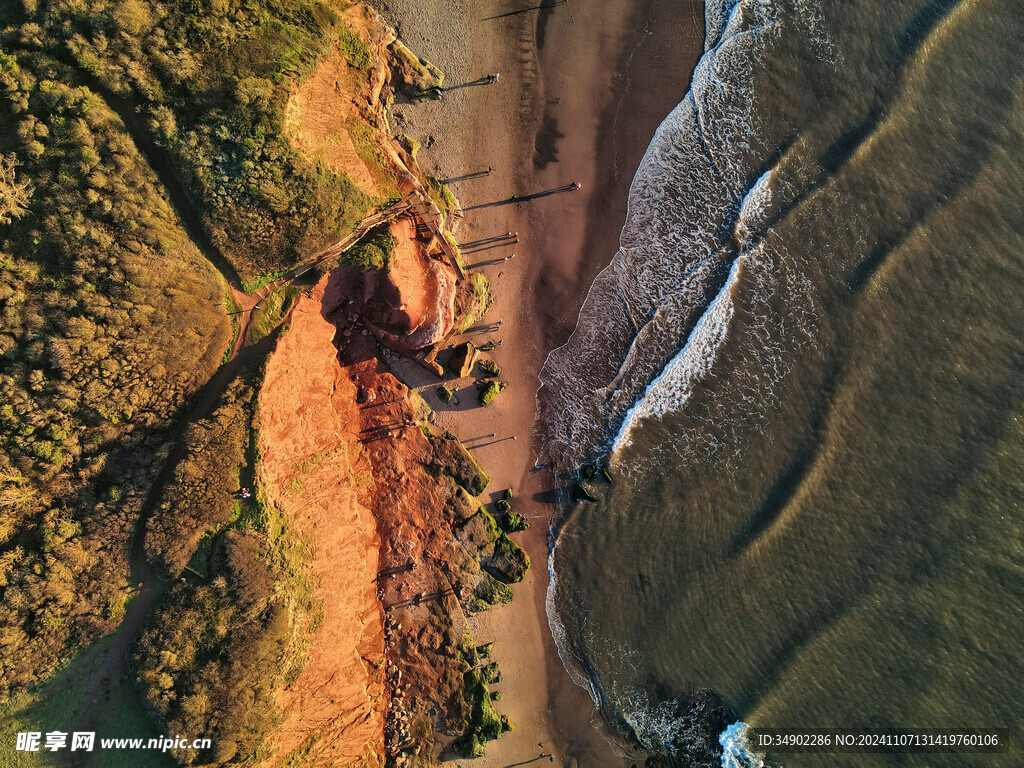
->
xmin=448 ymin=342 xmax=478 ymax=378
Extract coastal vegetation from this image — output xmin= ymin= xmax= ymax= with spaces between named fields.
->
xmin=0 ymin=44 xmax=228 ymax=694
xmin=346 ymin=226 xmax=397 ymax=272
xmin=145 ymin=375 xmax=255 ymax=576
xmin=13 ymin=0 xmax=384 ymax=281
xmin=134 ymin=510 xmax=315 ymax=766
xmin=427 ymin=174 xmax=457 ymax=216
xmin=137 ymin=372 xmax=317 ymax=766
xmin=0 ymin=0 xmax=521 ymax=760
xmin=245 ymin=287 xmax=298 ymax=345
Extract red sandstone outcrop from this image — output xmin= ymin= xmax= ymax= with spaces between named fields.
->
xmin=258 ymin=278 xmax=386 ymax=767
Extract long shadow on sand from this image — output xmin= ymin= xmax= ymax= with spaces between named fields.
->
xmin=483 ymin=0 xmax=567 ymax=21
xmin=462 ymin=183 xmax=580 ymax=211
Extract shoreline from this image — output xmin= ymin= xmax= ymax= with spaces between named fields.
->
xmin=372 ymin=0 xmax=706 ymax=765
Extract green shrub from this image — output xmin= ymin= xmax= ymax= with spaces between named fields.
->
xmin=246 ymin=287 xmax=298 ymax=344
xmin=134 ymin=527 xmax=309 ymax=766
xmin=147 ymin=376 xmax=254 ymax=576
xmin=0 ymin=47 xmax=230 ymax=692
xmin=343 ymin=226 xmax=396 ymax=272
xmin=427 ymin=175 xmax=457 ymax=215
xmin=338 ymin=28 xmax=370 ymax=69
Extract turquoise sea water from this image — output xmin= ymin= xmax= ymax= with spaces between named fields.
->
xmin=535 ymin=0 xmax=1024 ymax=765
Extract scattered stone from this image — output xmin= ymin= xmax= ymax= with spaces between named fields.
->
xmin=572 ymin=482 xmax=598 ymax=502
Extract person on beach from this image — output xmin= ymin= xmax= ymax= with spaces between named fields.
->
xmin=487 ymin=166 xmax=493 ymax=173
xmin=571 ymin=181 xmax=581 ymax=189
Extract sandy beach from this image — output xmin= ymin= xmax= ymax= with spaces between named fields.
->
xmin=371 ymin=0 xmax=705 ymax=764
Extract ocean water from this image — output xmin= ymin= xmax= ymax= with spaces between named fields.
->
xmin=534 ymin=0 xmax=1024 ymax=766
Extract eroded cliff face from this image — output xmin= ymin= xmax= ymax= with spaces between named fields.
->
xmin=282 ymin=2 xmax=418 ymax=199
xmin=257 ymin=7 xmax=514 ymax=760
xmin=365 ymin=218 xmax=458 ymax=351
xmin=282 ymin=1 xmax=462 ymax=357
xmin=258 ymin=276 xmax=386 ymax=767
xmin=257 ymin=266 xmax=523 ymax=765
xmin=334 ymin=266 xmax=524 ymax=761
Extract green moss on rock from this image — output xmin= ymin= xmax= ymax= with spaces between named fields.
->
xmin=478 ymin=379 xmax=506 ymax=407
xmin=468 ymin=574 xmax=513 ymax=613
xmin=485 ymin=532 xmax=530 ymax=583
xmin=502 ymin=511 xmax=529 ymax=533
xmin=477 ymin=359 xmax=500 ymax=376
xmin=428 ymin=433 xmax=490 ymax=496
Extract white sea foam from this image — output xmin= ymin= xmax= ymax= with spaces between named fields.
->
xmin=736 ymin=168 xmax=774 ymax=247
xmin=719 ymin=722 xmax=766 ymax=768
xmin=611 ymin=255 xmax=741 ymax=456
xmin=536 ymin=0 xmax=833 ymax=757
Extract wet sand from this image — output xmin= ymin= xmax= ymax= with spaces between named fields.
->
xmin=371 ymin=0 xmax=705 ymax=764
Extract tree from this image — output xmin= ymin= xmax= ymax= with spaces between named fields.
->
xmin=0 ymin=154 xmax=32 ymax=225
